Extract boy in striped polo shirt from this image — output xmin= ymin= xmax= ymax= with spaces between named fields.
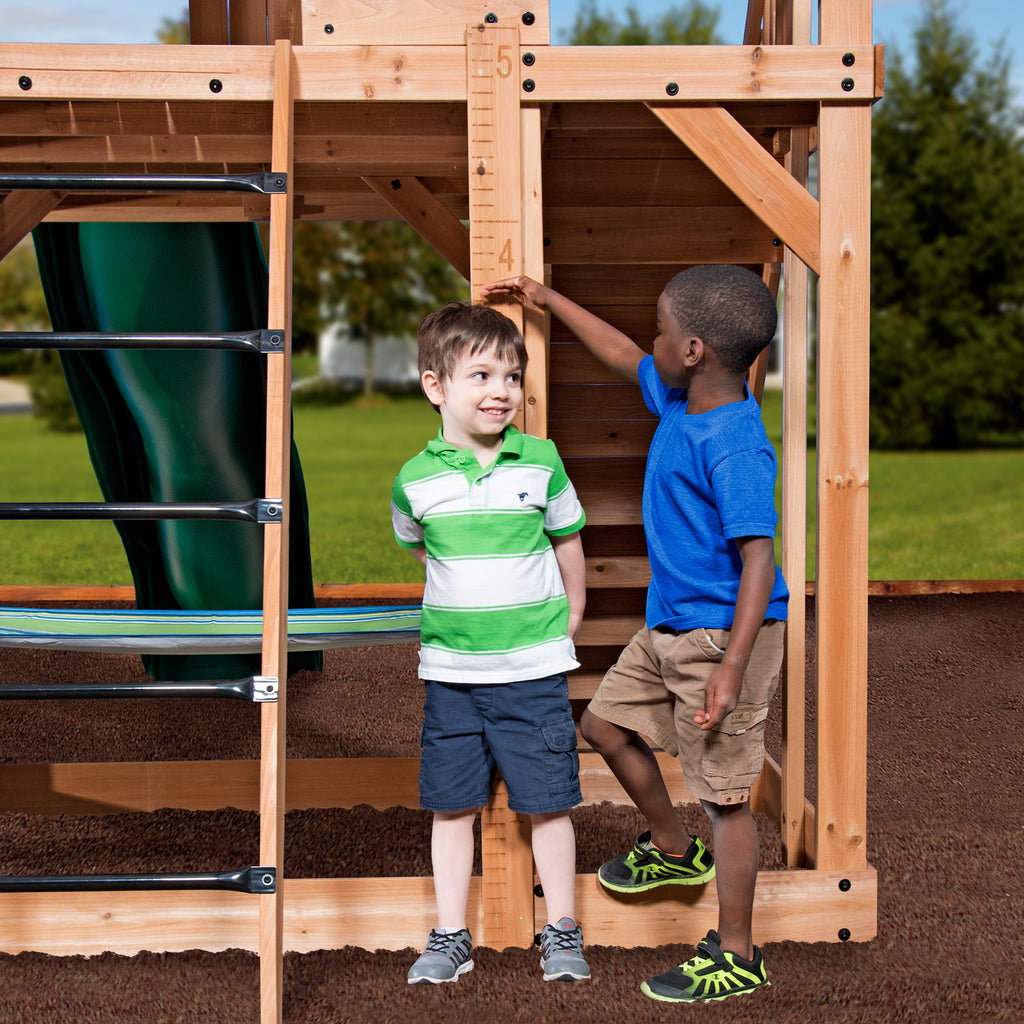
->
xmin=392 ymin=301 xmax=589 ymax=985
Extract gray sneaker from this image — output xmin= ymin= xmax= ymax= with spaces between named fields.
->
xmin=539 ymin=917 xmax=590 ymax=982
xmin=407 ymin=928 xmax=474 ymax=984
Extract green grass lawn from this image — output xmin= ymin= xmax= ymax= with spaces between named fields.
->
xmin=0 ymin=394 xmax=1020 ymax=585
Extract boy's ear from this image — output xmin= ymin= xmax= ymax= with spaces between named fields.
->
xmin=685 ymin=336 xmax=704 ymax=367
xmin=421 ymin=369 xmax=445 ymax=407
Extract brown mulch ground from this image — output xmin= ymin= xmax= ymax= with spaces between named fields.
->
xmin=0 ymin=593 xmax=1022 ymax=1023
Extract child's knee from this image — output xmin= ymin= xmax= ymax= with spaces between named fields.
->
xmin=580 ymin=707 xmax=630 ymax=753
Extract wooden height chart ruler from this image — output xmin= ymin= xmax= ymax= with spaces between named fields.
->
xmin=466 ymin=23 xmax=523 ymax=311
xmin=465 ymin=21 xmax=536 ymax=949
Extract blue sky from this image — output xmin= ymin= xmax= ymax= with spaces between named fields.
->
xmin=1 ymin=1 xmax=1021 ymax=94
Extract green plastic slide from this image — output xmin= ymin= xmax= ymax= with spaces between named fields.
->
xmin=32 ymin=222 xmax=321 ymax=680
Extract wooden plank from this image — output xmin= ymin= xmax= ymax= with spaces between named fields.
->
xmin=647 ymin=104 xmax=821 ymax=273
xmin=509 ymin=45 xmax=878 ymax=102
xmin=230 ymin=0 xmax=270 ymax=46
xmin=572 ymin=867 xmax=876 ymax=947
xmin=188 ymin=0 xmax=229 ymax=45
xmin=814 ymin=0 xmax=871 ymax=874
xmin=0 ymin=44 xmax=881 ymax=103
xmin=548 ymin=418 xmax=656 ymax=457
xmin=260 ymin=39 xmax=294 ymax=1024
xmin=521 ymin=105 xmax=548 ymax=437
xmin=302 ymin=0 xmax=550 ymax=46
xmin=361 ymin=175 xmax=470 ymax=279
xmin=268 ymin=0 xmax=304 ymax=44
xmin=0 ymin=190 xmax=63 ymax=260
xmin=780 ymin=119 xmax=811 ymax=867
xmin=543 ymin=206 xmax=781 ymax=265
xmin=0 ymin=868 xmax=875 ymax=956
xmin=480 ymin=778 xmax=535 ymax=949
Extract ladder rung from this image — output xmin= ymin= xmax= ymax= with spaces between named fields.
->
xmin=0 ymin=867 xmax=277 ymax=894
xmin=0 ymin=500 xmax=281 ymax=523
xmin=0 ymin=677 xmax=278 ymax=702
xmin=0 ymin=329 xmax=285 ymax=354
xmin=0 ymin=171 xmax=286 ymax=194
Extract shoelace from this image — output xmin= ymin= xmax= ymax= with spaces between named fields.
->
xmin=425 ymin=931 xmax=466 ymax=956
xmin=544 ymin=927 xmax=582 ymax=953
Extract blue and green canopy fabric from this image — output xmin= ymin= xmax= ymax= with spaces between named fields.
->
xmin=0 ymin=606 xmax=420 ymax=654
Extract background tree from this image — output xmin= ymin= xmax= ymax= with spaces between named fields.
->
xmin=564 ymin=0 xmax=721 ymax=45
xmin=870 ymin=0 xmax=1024 ymax=448
xmin=310 ymin=221 xmax=468 ymax=396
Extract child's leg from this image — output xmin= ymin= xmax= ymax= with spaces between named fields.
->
xmin=431 ymin=808 xmax=478 ymax=929
xmin=701 ymin=798 xmax=758 ymax=960
xmin=529 ymin=809 xmax=576 ymax=923
xmin=580 ymin=708 xmax=690 ymax=855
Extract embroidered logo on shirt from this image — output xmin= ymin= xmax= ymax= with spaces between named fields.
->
xmin=518 ymin=492 xmax=529 ymax=502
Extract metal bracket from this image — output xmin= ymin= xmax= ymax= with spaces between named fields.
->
xmin=259 ymin=329 xmax=287 ymax=352
xmin=251 ymin=676 xmax=279 ymax=702
xmin=258 ymin=499 xmax=284 ymax=523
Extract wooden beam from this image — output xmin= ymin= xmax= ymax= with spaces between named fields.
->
xmin=188 ymin=0 xmax=229 ymax=45
xmin=647 ymin=104 xmax=820 ymax=273
xmin=521 ymin=104 xmax=548 ymax=437
xmin=815 ymin=0 xmax=871 ymax=875
xmin=361 ymin=175 xmax=470 ymax=279
xmin=0 ymin=190 xmax=62 ymax=259
xmin=0 ymin=44 xmax=882 ymax=103
xmin=231 ymin=0 xmax=270 ymax=46
xmin=0 ymin=867 xmax=876 ymax=956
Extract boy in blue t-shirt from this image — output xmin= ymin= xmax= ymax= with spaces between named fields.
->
xmin=483 ymin=266 xmax=788 ymax=1003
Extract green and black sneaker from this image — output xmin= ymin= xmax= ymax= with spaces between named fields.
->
xmin=597 ymin=831 xmax=715 ymax=893
xmin=641 ymin=930 xmax=769 ymax=1003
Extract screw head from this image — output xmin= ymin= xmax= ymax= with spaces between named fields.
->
xmin=838 ymin=878 xmax=852 ymax=892
xmin=324 ymin=23 xmax=334 ymax=34
xmin=522 ymin=11 xmax=536 ymax=25
xmin=523 ymin=52 xmax=535 ymax=66
xmin=838 ymin=928 xmax=851 ymax=941
xmin=485 ymin=12 xmax=498 ymax=23
xmin=842 ymin=52 xmax=856 ymax=67
xmin=18 ymin=75 xmax=32 ymax=91
xmin=666 ymin=81 xmax=679 ymax=96
xmin=209 ymin=79 xmax=223 ymax=93
xmin=522 ymin=78 xmax=536 ymax=92
xmin=841 ymin=77 xmax=855 ymax=92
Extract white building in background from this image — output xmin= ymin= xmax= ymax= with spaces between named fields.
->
xmin=317 ymin=325 xmax=420 ymax=390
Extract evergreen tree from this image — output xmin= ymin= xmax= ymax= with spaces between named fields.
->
xmin=564 ymin=0 xmax=720 ymax=45
xmin=870 ymin=0 xmax=1024 ymax=448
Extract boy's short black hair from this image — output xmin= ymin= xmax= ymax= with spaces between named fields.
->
xmin=418 ymin=301 xmax=527 ymax=383
xmin=663 ymin=265 xmax=778 ymax=375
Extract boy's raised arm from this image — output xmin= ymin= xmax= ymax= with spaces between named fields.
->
xmin=482 ymin=276 xmax=644 ymax=384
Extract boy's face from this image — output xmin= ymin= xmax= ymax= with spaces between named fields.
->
xmin=421 ymin=344 xmax=523 ymax=451
xmin=652 ymin=290 xmax=697 ymax=389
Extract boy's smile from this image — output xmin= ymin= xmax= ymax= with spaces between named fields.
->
xmin=421 ymin=346 xmax=524 ymax=463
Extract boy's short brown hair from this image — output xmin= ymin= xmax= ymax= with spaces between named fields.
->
xmin=418 ymin=301 xmax=528 ymax=384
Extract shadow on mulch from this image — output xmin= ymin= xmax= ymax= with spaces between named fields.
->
xmin=0 ymin=593 xmax=1022 ymax=1024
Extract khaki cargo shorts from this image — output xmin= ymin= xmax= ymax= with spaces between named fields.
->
xmin=587 ymin=619 xmax=785 ymax=806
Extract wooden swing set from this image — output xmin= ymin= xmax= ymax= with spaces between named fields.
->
xmin=0 ymin=2 xmax=881 ymax=1021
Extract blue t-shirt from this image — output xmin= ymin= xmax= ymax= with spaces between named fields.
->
xmin=638 ymin=355 xmax=789 ymax=630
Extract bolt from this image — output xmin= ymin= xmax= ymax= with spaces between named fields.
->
xmin=209 ymin=79 xmax=223 ymax=93
xmin=324 ymin=23 xmax=334 ymax=34
xmin=18 ymin=75 xmax=32 ymax=91
xmin=838 ymin=928 xmax=851 ymax=941
xmin=841 ymin=77 xmax=855 ymax=92
xmin=523 ymin=52 xmax=535 ymax=66
xmin=666 ymin=82 xmax=679 ymax=96
xmin=838 ymin=878 xmax=852 ymax=892
xmin=523 ymin=78 xmax=536 ymax=92
xmin=842 ymin=52 xmax=856 ymax=67
xmin=533 ymin=883 xmax=544 ymax=897
xmin=522 ymin=12 xmax=536 ymax=26
xmin=773 ymin=238 xmax=782 ymax=247
xmin=390 ymin=179 xmax=402 ymax=190
xmin=485 ymin=12 xmax=498 ymax=23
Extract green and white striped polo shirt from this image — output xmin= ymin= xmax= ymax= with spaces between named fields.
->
xmin=391 ymin=426 xmax=585 ymax=684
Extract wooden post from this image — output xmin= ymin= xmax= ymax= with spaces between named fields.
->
xmin=778 ymin=0 xmax=812 ymax=870
xmin=259 ymin=37 xmax=294 ymax=1024
xmin=814 ymin=0 xmax=871 ymax=873
xmin=466 ymin=22 xmax=536 ymax=948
